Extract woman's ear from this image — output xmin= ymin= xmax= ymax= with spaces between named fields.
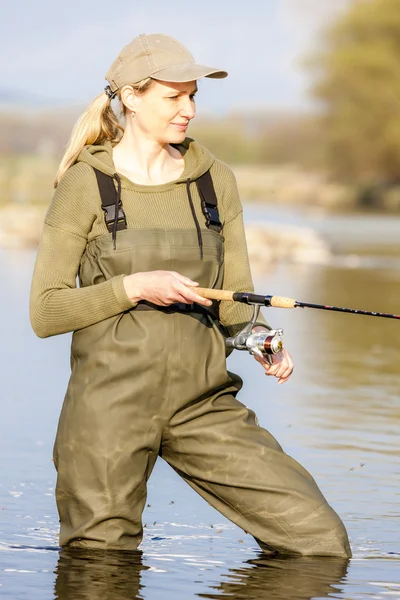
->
xmin=120 ymin=85 xmax=137 ymax=113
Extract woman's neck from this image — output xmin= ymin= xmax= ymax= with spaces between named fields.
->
xmin=112 ymin=125 xmax=184 ymax=186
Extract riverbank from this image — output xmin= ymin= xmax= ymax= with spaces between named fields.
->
xmin=234 ymin=165 xmax=356 ymax=208
xmin=245 ymin=221 xmax=331 ymax=269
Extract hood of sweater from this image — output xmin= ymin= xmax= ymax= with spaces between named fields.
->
xmin=76 ymin=137 xmax=217 ymax=254
xmin=76 ymin=137 xmax=215 ymax=185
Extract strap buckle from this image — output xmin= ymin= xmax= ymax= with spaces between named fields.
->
xmin=202 ymin=203 xmax=222 ymax=229
xmin=102 ymin=204 xmax=127 ymax=230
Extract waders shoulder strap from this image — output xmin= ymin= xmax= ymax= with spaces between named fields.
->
xmin=92 ymin=166 xmax=221 ymax=234
xmin=196 ymin=171 xmax=222 ymax=233
xmin=92 ymin=168 xmax=127 ymax=233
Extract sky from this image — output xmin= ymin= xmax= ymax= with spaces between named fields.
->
xmin=1 ymin=0 xmax=351 ymax=114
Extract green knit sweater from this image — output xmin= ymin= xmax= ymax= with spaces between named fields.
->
xmin=30 ymin=137 xmax=269 ymax=338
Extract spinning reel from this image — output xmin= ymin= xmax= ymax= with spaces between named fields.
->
xmin=225 ymin=304 xmax=284 ymax=363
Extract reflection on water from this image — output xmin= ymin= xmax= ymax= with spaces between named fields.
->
xmin=54 ymin=549 xmax=349 ymax=600
xmin=1 ymin=207 xmax=400 ymax=599
xmin=54 ymin=549 xmax=148 ymax=600
xmin=201 ymin=555 xmax=349 ymax=600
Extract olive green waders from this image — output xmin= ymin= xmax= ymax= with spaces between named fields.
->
xmin=53 ymin=225 xmax=351 ymax=558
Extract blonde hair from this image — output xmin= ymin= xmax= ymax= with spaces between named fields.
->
xmin=54 ymin=78 xmax=153 ymax=187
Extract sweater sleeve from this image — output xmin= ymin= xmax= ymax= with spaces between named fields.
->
xmin=29 ymin=163 xmax=135 ymax=338
xmin=215 ymin=163 xmax=271 ymax=336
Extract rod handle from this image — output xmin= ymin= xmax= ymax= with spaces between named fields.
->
xmin=269 ymin=296 xmax=296 ymax=309
xmin=192 ymin=287 xmax=234 ymax=301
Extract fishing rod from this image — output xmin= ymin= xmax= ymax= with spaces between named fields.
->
xmin=195 ymin=288 xmax=400 ymax=319
xmin=192 ymin=287 xmax=400 ymax=362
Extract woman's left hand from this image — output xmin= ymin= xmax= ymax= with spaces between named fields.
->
xmin=252 ymin=327 xmax=294 ymax=384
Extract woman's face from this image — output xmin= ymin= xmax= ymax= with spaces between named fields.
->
xmin=127 ymin=80 xmax=197 ymax=144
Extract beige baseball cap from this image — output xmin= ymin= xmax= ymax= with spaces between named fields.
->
xmin=105 ymin=33 xmax=228 ymax=93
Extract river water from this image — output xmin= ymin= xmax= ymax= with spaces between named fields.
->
xmin=0 ymin=205 xmax=399 ymax=599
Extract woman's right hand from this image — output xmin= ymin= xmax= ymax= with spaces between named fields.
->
xmin=123 ymin=271 xmax=212 ymax=308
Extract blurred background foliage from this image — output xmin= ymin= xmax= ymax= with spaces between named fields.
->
xmin=1 ymin=0 xmax=400 ymax=209
xmin=308 ymin=0 xmax=400 ymax=183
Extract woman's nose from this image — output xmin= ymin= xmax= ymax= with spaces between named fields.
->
xmin=179 ymin=97 xmax=196 ymax=119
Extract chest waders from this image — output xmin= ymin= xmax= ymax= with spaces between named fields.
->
xmin=53 ymin=169 xmax=351 ymax=557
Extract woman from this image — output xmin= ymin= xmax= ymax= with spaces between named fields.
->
xmin=30 ymin=33 xmax=351 ymax=557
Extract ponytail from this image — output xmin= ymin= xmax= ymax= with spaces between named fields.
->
xmin=54 ymin=90 xmax=124 ymax=188
xmin=54 ymin=78 xmax=154 ymax=187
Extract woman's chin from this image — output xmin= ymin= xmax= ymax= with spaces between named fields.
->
xmin=168 ymin=131 xmax=187 ymax=144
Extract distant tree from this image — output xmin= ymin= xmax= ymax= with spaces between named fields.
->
xmin=309 ymin=0 xmax=400 ymax=181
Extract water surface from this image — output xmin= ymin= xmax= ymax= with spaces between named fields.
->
xmin=0 ymin=205 xmax=399 ymax=599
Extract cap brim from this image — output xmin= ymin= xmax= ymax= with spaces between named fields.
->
xmin=150 ymin=62 xmax=228 ymax=82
